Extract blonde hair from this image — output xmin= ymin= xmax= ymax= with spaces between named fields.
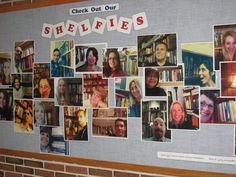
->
xmin=170 ymin=101 xmax=185 ymax=122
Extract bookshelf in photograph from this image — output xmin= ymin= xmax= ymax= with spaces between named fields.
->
xmin=21 ymin=74 xmax=32 ymax=99
xmin=120 ymin=54 xmax=138 ymax=76
xmin=75 ymin=46 xmax=88 ymax=67
xmin=183 ymin=87 xmax=199 ymax=128
xmin=142 ymin=100 xmax=167 ymax=138
xmin=15 ymin=40 xmax=34 ymax=72
xmin=51 ymin=40 xmax=74 ymax=77
xmin=93 ymin=108 xmax=127 ymax=118
xmin=215 ymin=97 xmax=236 ymax=124
xmin=214 ymin=24 xmax=236 ymax=70
xmin=83 ymin=74 xmax=108 ymax=100
xmin=138 ymin=34 xmax=177 ymax=67
xmin=157 ymin=65 xmax=184 ymax=87
xmin=66 ymin=78 xmax=83 ymax=106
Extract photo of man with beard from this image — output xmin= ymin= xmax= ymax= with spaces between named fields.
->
xmin=147 ymin=117 xmax=171 ymax=142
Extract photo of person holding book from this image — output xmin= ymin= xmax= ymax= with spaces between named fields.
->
xmin=129 ymin=79 xmax=142 ymax=117
xmin=76 ymin=47 xmax=102 ymax=72
xmin=103 ymin=49 xmax=126 ymax=77
xmin=215 ymin=31 xmax=236 ymax=69
xmin=145 ymin=68 xmax=166 ymax=96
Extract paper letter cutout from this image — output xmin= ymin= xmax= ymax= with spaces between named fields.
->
xmin=66 ymin=20 xmax=78 ymax=36
xmin=78 ymin=19 xmax=92 ymax=36
xmin=106 ymin=15 xmax=117 ymax=31
xmin=132 ymin=12 xmax=148 ymax=30
xmin=92 ymin=17 xmax=106 ymax=34
xmin=117 ymin=17 xmax=132 ymax=34
xmin=53 ymin=22 xmax=66 ymax=38
xmin=41 ymin=23 xmax=53 ymax=38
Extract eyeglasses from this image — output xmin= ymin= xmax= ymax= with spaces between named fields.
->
xmin=200 ymin=102 xmax=214 ymax=110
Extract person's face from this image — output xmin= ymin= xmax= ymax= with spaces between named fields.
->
xmin=77 ymin=111 xmax=86 ymax=127
xmin=40 ymin=132 xmax=50 ymax=147
xmin=153 ymin=118 xmax=166 ymax=139
xmin=3 ymin=62 xmax=10 ymax=77
xmin=108 ymin=52 xmax=118 ymax=70
xmin=39 ymin=79 xmax=51 ymax=98
xmin=91 ymin=89 xmax=102 ymax=107
xmin=199 ymin=64 xmax=211 ymax=86
xmin=53 ymin=51 xmax=60 ymax=61
xmin=224 ymin=35 xmax=236 ymax=55
xmin=115 ymin=120 xmax=126 ymax=137
xmin=130 ymin=81 xmax=141 ymax=99
xmin=35 ymin=106 xmax=45 ymax=124
xmin=58 ymin=79 xmax=66 ymax=94
xmin=155 ymin=44 xmax=167 ymax=61
xmin=25 ymin=110 xmax=32 ymax=124
xmin=146 ymin=72 xmax=158 ymax=88
xmin=15 ymin=47 xmax=22 ymax=61
xmin=14 ymin=79 xmax=20 ymax=89
xmin=200 ymin=94 xmax=214 ymax=123
xmin=171 ymin=103 xmax=184 ymax=123
xmin=87 ymin=50 xmax=97 ymax=65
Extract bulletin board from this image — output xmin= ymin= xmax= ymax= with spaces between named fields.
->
xmin=0 ymin=0 xmax=236 ymax=175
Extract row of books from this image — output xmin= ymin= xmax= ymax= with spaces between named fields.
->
xmin=214 ymin=31 xmax=224 ymax=47
xmin=20 ymin=55 xmax=33 ymax=71
xmin=22 ymin=46 xmax=34 ymax=58
xmin=159 ymin=68 xmax=183 ymax=82
xmin=216 ymin=100 xmax=236 ymax=122
xmin=183 ymin=94 xmax=199 ymax=110
xmin=59 ymin=41 xmax=74 ymax=56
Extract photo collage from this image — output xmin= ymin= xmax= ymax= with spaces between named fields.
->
xmin=0 ymin=23 xmax=236 ymax=155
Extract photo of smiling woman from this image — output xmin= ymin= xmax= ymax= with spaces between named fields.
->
xmin=198 ymin=61 xmax=215 ymax=87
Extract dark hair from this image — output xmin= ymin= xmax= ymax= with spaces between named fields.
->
xmin=53 ymin=48 xmax=61 ymax=56
xmin=2 ymin=60 xmax=11 ymax=85
xmin=13 ymin=76 xmax=21 ymax=88
xmin=40 ymin=126 xmax=53 ymax=148
xmin=145 ymin=68 xmax=159 ymax=87
xmin=85 ymin=47 xmax=99 ymax=65
xmin=38 ymin=77 xmax=50 ymax=86
xmin=155 ymin=42 xmax=168 ymax=51
xmin=104 ymin=49 xmax=122 ymax=77
xmin=200 ymin=90 xmax=217 ymax=120
xmin=115 ymin=118 xmax=126 ymax=127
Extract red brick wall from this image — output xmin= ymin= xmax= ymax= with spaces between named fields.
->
xmin=0 ymin=154 xmax=165 ymax=177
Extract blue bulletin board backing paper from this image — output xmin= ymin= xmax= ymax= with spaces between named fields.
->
xmin=0 ymin=0 xmax=236 ymax=174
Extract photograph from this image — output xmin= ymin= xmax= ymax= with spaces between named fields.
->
xmin=75 ymin=43 xmax=106 ymax=73
xmin=34 ymin=100 xmax=59 ymax=127
xmin=34 ymin=63 xmax=54 ymax=99
xmin=14 ymin=40 xmax=34 ymax=73
xmin=167 ymin=86 xmax=200 ymax=130
xmin=182 ymin=42 xmax=216 ymax=87
xmin=92 ymin=107 xmax=128 ymax=138
xmin=142 ymin=100 xmax=171 ymax=142
xmin=102 ymin=46 xmax=138 ymax=78
xmin=83 ymin=74 xmax=108 ymax=108
xmin=40 ymin=126 xmax=69 ymax=155
xmin=214 ymin=24 xmax=236 ymax=70
xmin=221 ymin=62 xmax=236 ymax=97
xmin=138 ymin=33 xmax=177 ymax=67
xmin=54 ymin=78 xmax=83 ymax=106
xmin=64 ymin=107 xmax=88 ymax=141
xmin=50 ymin=40 xmax=75 ymax=77
xmin=115 ymin=77 xmax=142 ymax=117
xmin=0 ymin=52 xmax=11 ymax=85
xmin=0 ymin=88 xmax=13 ymax=121
xmin=14 ymin=99 xmax=33 ymax=133
xmin=12 ymin=74 xmax=33 ymax=99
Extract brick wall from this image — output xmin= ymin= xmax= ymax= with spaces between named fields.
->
xmin=0 ymin=154 xmax=169 ymax=177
